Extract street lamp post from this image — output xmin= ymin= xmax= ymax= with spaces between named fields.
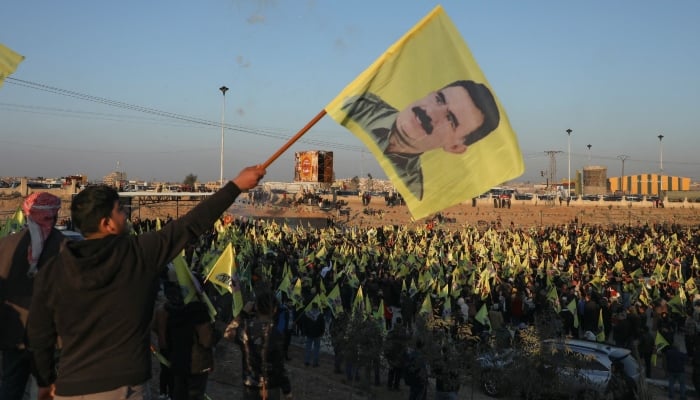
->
xmin=566 ymin=129 xmax=572 ymax=198
xmin=617 ymin=155 xmax=630 ymax=195
xmin=219 ymin=86 xmax=229 ymax=186
xmin=657 ymin=134 xmax=664 ymax=197
xmin=583 ymin=144 xmax=591 ymax=196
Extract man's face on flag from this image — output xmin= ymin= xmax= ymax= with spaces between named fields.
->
xmin=391 ymin=84 xmax=484 ymax=155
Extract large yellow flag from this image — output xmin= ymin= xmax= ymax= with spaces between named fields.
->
xmin=0 ymin=44 xmax=24 ymax=89
xmin=325 ymin=6 xmax=523 ymax=220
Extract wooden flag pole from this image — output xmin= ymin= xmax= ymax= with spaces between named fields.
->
xmin=261 ymin=109 xmax=327 ymax=169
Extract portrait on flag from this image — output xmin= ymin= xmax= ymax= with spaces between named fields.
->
xmin=325 ymin=5 xmax=524 ymax=220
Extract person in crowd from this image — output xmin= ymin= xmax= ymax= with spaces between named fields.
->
xmin=224 ymin=290 xmax=292 ymax=400
xmin=384 ymin=317 xmax=409 ymax=391
xmin=300 ymin=302 xmax=325 ymax=367
xmin=0 ymin=192 xmax=62 ymax=400
xmin=153 ymin=285 xmax=178 ymax=400
xmin=604 ymin=359 xmax=638 ymax=400
xmin=433 ymin=347 xmax=461 ymax=400
xmin=167 ymin=293 xmax=214 ymax=400
xmin=692 ymin=348 xmax=700 ymax=400
xmin=683 ymin=309 xmax=697 ymax=359
xmin=403 ymin=338 xmax=428 ymax=400
xmin=658 ymin=310 xmax=676 ymax=345
xmin=275 ymin=294 xmax=295 ymax=361
xmin=637 ymin=325 xmax=655 ymax=379
xmin=27 ymin=165 xmax=265 ymax=399
xmin=664 ymin=344 xmax=688 ymax=400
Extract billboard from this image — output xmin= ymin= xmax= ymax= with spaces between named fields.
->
xmin=294 ymin=151 xmax=333 ymax=183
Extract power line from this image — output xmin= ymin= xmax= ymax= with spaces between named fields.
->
xmin=4 ymin=77 xmax=366 ymax=153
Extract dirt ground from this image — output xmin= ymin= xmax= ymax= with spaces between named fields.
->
xmin=154 ymin=327 xmax=502 ymax=400
xmin=5 ymin=191 xmax=696 ymax=229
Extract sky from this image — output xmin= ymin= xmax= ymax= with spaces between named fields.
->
xmin=1 ymin=0 xmax=699 ymax=186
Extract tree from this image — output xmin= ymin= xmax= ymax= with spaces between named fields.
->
xmin=183 ymin=173 xmax=197 ymax=190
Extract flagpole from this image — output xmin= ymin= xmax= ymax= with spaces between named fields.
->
xmin=262 ymin=109 xmax=327 ymax=169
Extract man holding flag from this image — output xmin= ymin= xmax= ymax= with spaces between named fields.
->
xmin=27 ymin=165 xmax=264 ymax=400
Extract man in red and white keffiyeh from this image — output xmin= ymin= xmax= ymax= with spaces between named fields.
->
xmin=0 ymin=192 xmax=63 ymax=399
xmin=22 ymin=192 xmax=62 ymax=276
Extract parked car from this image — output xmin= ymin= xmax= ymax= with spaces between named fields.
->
xmin=625 ymin=195 xmax=643 ymax=202
xmin=57 ymin=226 xmax=84 ymax=241
xmin=603 ymin=194 xmax=623 ymax=201
xmin=514 ymin=192 xmax=534 ymax=200
xmin=478 ymin=338 xmax=643 ymax=399
xmin=581 ymin=194 xmax=600 ymax=201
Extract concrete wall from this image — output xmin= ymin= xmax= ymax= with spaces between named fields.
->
xmin=0 ymin=178 xmax=78 ymax=198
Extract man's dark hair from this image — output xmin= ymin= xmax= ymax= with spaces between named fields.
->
xmin=71 ymin=185 xmax=120 ymax=235
xmin=445 ymin=80 xmax=500 ymax=146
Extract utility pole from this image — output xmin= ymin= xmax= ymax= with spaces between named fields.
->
xmin=544 ymin=150 xmax=563 ymax=190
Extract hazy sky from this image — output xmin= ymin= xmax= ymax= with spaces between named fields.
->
xmin=1 ymin=0 xmax=698 ymax=185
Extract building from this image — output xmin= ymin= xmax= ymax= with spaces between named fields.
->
xmin=582 ymin=166 xmax=607 ymax=195
xmin=102 ymin=171 xmax=127 ymax=188
xmin=609 ymin=174 xmax=691 ymax=196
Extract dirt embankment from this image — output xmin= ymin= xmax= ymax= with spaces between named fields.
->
xmin=2 ymin=194 xmax=699 ymax=229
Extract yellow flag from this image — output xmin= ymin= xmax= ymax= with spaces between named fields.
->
xmin=475 ymin=303 xmax=491 ymax=332
xmin=596 ymin=309 xmax=605 ymax=342
xmin=325 ymin=5 xmax=523 ymax=220
xmin=547 ymin=286 xmax=561 ymax=313
xmin=204 ymin=243 xmax=235 ymax=293
xmin=326 ymin=284 xmax=344 ymax=317
xmin=655 ymin=331 xmax=670 ymax=352
xmin=172 ymin=254 xmax=199 ymax=304
xmin=419 ymin=295 xmax=432 ymax=316
xmin=352 ymin=286 xmax=365 ymax=316
xmin=567 ymin=299 xmax=579 ymax=329
xmin=291 ymin=278 xmax=304 ymax=309
xmin=0 ymin=206 xmax=25 ymax=238
xmin=0 ymin=44 xmax=24 ymax=89
xmin=277 ymin=272 xmax=292 ymax=298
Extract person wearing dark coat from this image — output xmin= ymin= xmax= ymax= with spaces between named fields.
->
xmin=0 ymin=192 xmax=63 ymax=400
xmin=225 ymin=291 xmax=293 ymax=400
xmin=384 ymin=317 xmax=409 ymax=391
xmin=582 ymin=294 xmax=601 ymax=334
xmin=300 ymin=302 xmax=325 ymax=367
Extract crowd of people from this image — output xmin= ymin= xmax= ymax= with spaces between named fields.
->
xmin=155 ymin=201 xmax=700 ymax=399
xmin=2 ymin=165 xmax=700 ymax=399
